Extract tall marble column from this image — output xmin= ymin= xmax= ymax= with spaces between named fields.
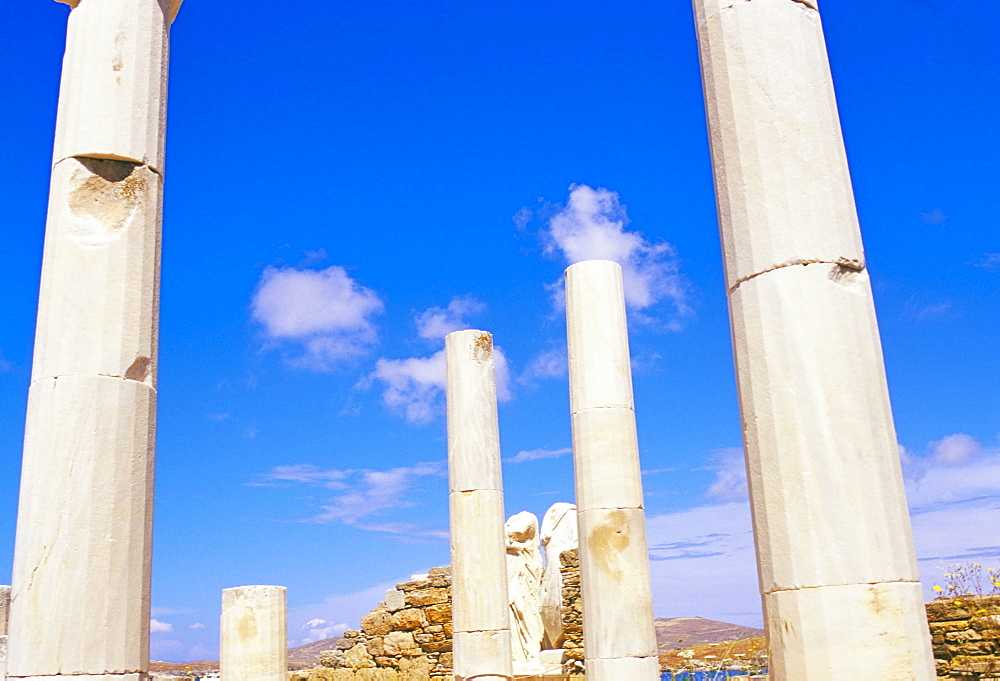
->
xmin=692 ymin=1 xmax=935 ymax=677
xmin=220 ymin=586 xmax=287 ymax=681
xmin=445 ymin=330 xmax=513 ymax=681
xmin=6 ymin=1 xmax=181 ymax=680
xmin=564 ymin=261 xmax=659 ymax=679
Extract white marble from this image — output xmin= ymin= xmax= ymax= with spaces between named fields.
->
xmin=452 ymin=630 xmax=513 ymax=681
xmin=539 ymin=503 xmax=577 ymax=648
xmin=52 ymin=0 xmax=179 ymax=171
xmin=445 ymin=330 xmax=512 ymax=680
xmin=765 ymin=581 xmax=934 ymax=680
xmin=564 ymin=261 xmax=658 ymax=679
xmin=692 ymin=0 xmax=935 ymax=677
xmin=8 ymin=377 xmax=155 ymax=676
xmin=505 ymin=512 xmax=544 ymax=664
xmin=7 ymin=2 xmax=179 ymax=679
xmin=220 ymin=586 xmax=287 ymax=681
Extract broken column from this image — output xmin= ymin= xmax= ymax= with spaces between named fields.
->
xmin=564 ymin=260 xmax=659 ymax=679
xmin=6 ymin=1 xmax=181 ymax=680
xmin=220 ymin=586 xmax=288 ymax=681
xmin=691 ymin=0 xmax=935 ymax=678
xmin=445 ymin=330 xmax=513 ymax=681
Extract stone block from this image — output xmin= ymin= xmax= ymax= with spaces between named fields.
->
xmin=576 ymin=507 xmax=657 ymax=660
xmin=583 ymin=655 xmax=660 ymax=680
xmin=383 ymin=631 xmax=418 ymax=656
xmin=391 ymin=608 xmax=426 ymax=631
xmin=383 ymin=588 xmax=406 ymax=612
xmin=220 ymin=585 xmax=287 ymax=681
xmin=52 ymin=0 xmax=171 ymax=170
xmin=693 ymin=0 xmax=864 ymax=291
xmin=31 ymin=157 xmax=162 ymax=384
xmin=7 ymin=376 xmax=154 ymax=677
xmin=570 ymin=407 xmax=644 ymax=512
xmin=564 ymin=261 xmax=633 ymax=414
xmin=449 ymin=489 xmax=509 ymax=632
xmin=403 ymin=590 xmax=448 ymax=608
xmin=452 ymin=630 xmax=512 ymax=680
xmin=361 ymin=610 xmax=393 ymax=637
xmin=765 ymin=581 xmax=934 ymax=679
xmin=729 ymin=263 xmax=919 ymax=591
xmin=344 ymin=643 xmax=375 ymax=669
xmin=424 ymin=603 xmax=451 ymax=624
xmin=445 ymin=330 xmax=503 ymax=493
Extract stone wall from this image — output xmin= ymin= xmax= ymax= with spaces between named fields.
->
xmin=927 ymin=595 xmax=1000 ymax=679
xmin=297 ymin=568 xmax=453 ymax=681
xmin=559 ymin=549 xmax=584 ymax=674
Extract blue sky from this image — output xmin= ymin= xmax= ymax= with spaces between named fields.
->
xmin=2 ymin=0 xmax=998 ymax=663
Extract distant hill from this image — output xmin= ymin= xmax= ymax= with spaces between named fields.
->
xmin=654 ymin=617 xmax=763 ymax=653
xmin=287 ymin=636 xmax=344 ymax=667
xmin=157 ymin=617 xmax=760 ymax=671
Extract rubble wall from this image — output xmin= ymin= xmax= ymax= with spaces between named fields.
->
xmin=927 ymin=595 xmax=1000 ymax=680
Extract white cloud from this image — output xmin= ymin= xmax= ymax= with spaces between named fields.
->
xmin=929 ymin=433 xmax=981 ymax=466
xmin=259 ymin=461 xmax=445 ymax=535
xmin=371 ymin=350 xmax=448 ymax=424
xmin=540 ymin=184 xmax=689 ymax=320
xmin=188 ymin=622 xmax=205 ymax=630
xmin=371 ymin=346 xmax=511 ymax=424
xmin=288 ymin=582 xmax=399 ymax=646
xmin=504 ymin=447 xmax=572 ymax=464
xmin=300 ymin=618 xmax=349 ymax=644
xmin=150 ymin=618 xmax=173 ymax=633
xmin=519 ymin=348 xmax=567 ymax=383
xmin=415 ymin=296 xmax=485 ymax=340
xmin=705 ymin=448 xmax=748 ymax=502
xmin=251 ymin=265 xmax=384 ymax=370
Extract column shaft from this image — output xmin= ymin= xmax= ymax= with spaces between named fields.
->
xmin=445 ymin=330 xmax=513 ymax=681
xmin=220 ymin=586 xmax=288 ymax=681
xmin=7 ymin=0 xmax=180 ymax=678
xmin=565 ymin=261 xmax=659 ymax=680
xmin=692 ymin=0 xmax=935 ymax=677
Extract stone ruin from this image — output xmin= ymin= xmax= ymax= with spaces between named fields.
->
xmin=296 ymin=547 xmax=588 ymax=681
xmin=6 ymin=1 xmax=946 ymax=679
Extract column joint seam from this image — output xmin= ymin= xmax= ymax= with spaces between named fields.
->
xmin=727 ymin=257 xmax=865 ymax=294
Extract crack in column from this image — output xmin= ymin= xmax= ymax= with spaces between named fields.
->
xmin=727 ymin=257 xmax=864 ymax=293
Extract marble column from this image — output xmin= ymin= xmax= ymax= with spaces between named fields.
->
xmin=564 ymin=261 xmax=659 ymax=679
xmin=1 ymin=585 xmax=9 ymax=680
xmin=6 ymin=1 xmax=181 ymax=680
xmin=691 ymin=0 xmax=935 ymax=678
xmin=445 ymin=330 xmax=513 ymax=681
xmin=220 ymin=586 xmax=287 ymax=681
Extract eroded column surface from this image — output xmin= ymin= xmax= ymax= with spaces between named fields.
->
xmin=220 ymin=586 xmax=287 ymax=681
xmin=692 ymin=0 xmax=935 ymax=678
xmin=6 ymin=1 xmax=181 ymax=680
xmin=445 ymin=330 xmax=513 ymax=681
xmin=564 ymin=261 xmax=659 ymax=680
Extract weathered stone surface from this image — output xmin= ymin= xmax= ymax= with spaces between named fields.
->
xmin=404 ymin=590 xmax=448 ymax=608
xmin=344 ymin=643 xmax=375 ymax=670
xmin=220 ymin=585 xmax=287 ymax=681
xmin=383 ymin=589 xmax=406 ymax=613
xmin=564 ymin=260 xmax=657 ymax=680
xmin=693 ymin=0 xmax=934 ymax=676
xmin=361 ymin=610 xmax=393 ymax=637
xmin=382 ymin=631 xmax=417 ymax=657
xmin=390 ymin=608 xmax=425 ymax=631
xmin=424 ymin=603 xmax=451 ymax=624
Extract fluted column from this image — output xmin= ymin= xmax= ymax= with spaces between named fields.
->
xmin=445 ymin=330 xmax=513 ymax=681
xmin=6 ymin=1 xmax=181 ymax=680
xmin=1 ymin=585 xmax=9 ymax=680
xmin=691 ymin=0 xmax=935 ymax=678
xmin=565 ymin=261 xmax=659 ymax=680
xmin=220 ymin=586 xmax=287 ymax=681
